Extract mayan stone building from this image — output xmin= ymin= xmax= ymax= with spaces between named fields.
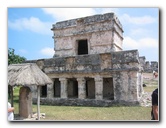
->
xmin=139 ymin=56 xmax=158 ymax=73
xmin=27 ymin=13 xmax=144 ymax=106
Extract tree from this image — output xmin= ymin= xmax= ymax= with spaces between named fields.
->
xmin=8 ymin=48 xmax=26 ymax=65
xmin=8 ymin=48 xmax=26 ymax=101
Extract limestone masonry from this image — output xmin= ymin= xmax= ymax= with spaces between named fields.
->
xmin=26 ymin=13 xmax=145 ymax=106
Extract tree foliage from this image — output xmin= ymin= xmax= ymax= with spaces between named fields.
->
xmin=8 ymin=48 xmax=26 ymax=65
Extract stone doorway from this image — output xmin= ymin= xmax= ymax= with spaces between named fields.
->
xmin=77 ymin=39 xmax=88 ymax=55
xmin=68 ymin=78 xmax=78 ymax=98
xmin=41 ymin=85 xmax=47 ymax=97
xmin=86 ymin=78 xmax=95 ymax=99
xmin=103 ymin=78 xmax=114 ymax=100
xmin=54 ymin=78 xmax=60 ymax=97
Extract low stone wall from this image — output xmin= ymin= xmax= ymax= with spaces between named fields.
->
xmin=32 ymin=98 xmax=140 ymax=107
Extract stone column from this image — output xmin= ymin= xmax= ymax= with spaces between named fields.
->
xmin=94 ymin=75 xmax=103 ymax=100
xmin=77 ymin=78 xmax=86 ymax=99
xmin=19 ymin=86 xmax=32 ymax=118
xmin=47 ymin=78 xmax=54 ymax=98
xmin=59 ymin=78 xmax=68 ymax=98
xmin=137 ymin=72 xmax=144 ymax=98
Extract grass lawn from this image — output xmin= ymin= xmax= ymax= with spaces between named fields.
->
xmin=143 ymin=86 xmax=158 ymax=92
xmin=13 ymin=102 xmax=152 ymax=121
xmin=10 ymin=72 xmax=159 ymax=121
xmin=35 ymin=105 xmax=152 ymax=121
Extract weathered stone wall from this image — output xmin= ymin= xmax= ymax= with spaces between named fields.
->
xmin=110 ymin=52 xmax=143 ymax=102
xmin=26 ymin=49 xmax=143 ymax=106
xmin=51 ymin=13 xmax=123 ymax=57
xmin=32 ymin=98 xmax=140 ymax=107
xmin=29 ymin=50 xmax=139 ymax=75
xmin=111 ymin=50 xmax=140 ymax=72
xmin=113 ymin=71 xmax=138 ymax=101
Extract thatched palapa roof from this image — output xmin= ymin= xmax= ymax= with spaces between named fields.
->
xmin=8 ymin=63 xmax=52 ymax=86
xmin=8 ymin=63 xmax=53 ymax=120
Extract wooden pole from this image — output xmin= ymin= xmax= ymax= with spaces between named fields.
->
xmin=37 ymin=86 xmax=40 ymax=120
xmin=11 ymin=86 xmax=14 ymax=107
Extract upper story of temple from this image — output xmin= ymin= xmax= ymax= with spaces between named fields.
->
xmin=51 ymin=13 xmax=124 ymax=57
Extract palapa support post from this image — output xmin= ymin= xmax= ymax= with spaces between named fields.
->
xmin=37 ymin=86 xmax=41 ymax=120
xmin=11 ymin=86 xmax=14 ymax=107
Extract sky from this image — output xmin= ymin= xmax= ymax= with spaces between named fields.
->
xmin=8 ymin=8 xmax=159 ymax=62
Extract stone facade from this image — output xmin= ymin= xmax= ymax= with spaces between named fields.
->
xmin=51 ymin=13 xmax=123 ymax=57
xmin=26 ymin=13 xmax=144 ymax=106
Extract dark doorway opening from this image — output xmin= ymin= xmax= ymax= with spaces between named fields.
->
xmin=41 ymin=85 xmax=47 ymax=97
xmin=68 ymin=78 xmax=78 ymax=98
xmin=54 ymin=78 xmax=60 ymax=97
xmin=103 ymin=78 xmax=114 ymax=100
xmin=86 ymin=78 xmax=95 ymax=99
xmin=78 ymin=40 xmax=88 ymax=55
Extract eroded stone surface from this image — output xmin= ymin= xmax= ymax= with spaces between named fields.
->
xmin=25 ymin=13 xmax=144 ymax=107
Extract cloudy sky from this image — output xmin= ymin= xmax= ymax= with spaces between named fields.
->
xmin=8 ymin=8 xmax=159 ymax=61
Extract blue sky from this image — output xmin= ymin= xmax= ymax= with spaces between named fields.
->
xmin=8 ymin=8 xmax=159 ymax=61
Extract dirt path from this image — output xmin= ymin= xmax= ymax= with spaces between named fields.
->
xmin=143 ymin=73 xmax=158 ymax=86
xmin=139 ymin=73 xmax=158 ymax=107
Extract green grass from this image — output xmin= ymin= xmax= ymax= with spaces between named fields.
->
xmin=143 ymin=85 xmax=158 ymax=92
xmin=36 ymin=105 xmax=151 ymax=121
xmin=144 ymin=80 xmax=158 ymax=87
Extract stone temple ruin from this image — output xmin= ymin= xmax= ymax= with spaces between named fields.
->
xmin=139 ymin=56 xmax=158 ymax=73
xmin=26 ymin=13 xmax=144 ymax=106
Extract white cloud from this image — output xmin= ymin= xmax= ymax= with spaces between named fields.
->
xmin=8 ymin=17 xmax=52 ymax=35
xmin=42 ymin=8 xmax=96 ymax=21
xmin=123 ymin=36 xmax=158 ymax=50
xmin=120 ymin=14 xmax=156 ymax=25
xmin=18 ymin=49 xmax=27 ymax=54
xmin=8 ymin=8 xmax=118 ymax=35
xmin=40 ymin=47 xmax=54 ymax=56
xmin=130 ymin=28 xmax=149 ymax=36
xmin=138 ymin=38 xmax=158 ymax=48
xmin=123 ymin=37 xmax=139 ymax=49
xmin=95 ymin=8 xmax=119 ymax=14
xmin=42 ymin=8 xmax=120 ymax=22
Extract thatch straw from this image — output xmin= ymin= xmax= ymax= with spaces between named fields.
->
xmin=8 ymin=63 xmax=52 ymax=86
xmin=8 ymin=63 xmax=53 ymax=120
